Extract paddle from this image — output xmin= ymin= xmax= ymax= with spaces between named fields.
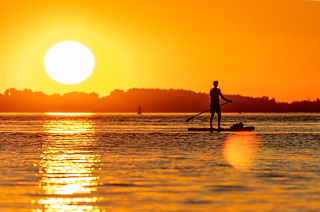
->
xmin=185 ymin=101 xmax=231 ymax=122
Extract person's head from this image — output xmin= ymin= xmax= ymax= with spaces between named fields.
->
xmin=213 ymin=81 xmax=218 ymax=87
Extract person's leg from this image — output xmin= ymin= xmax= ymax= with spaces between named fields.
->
xmin=216 ymin=106 xmax=222 ymax=129
xmin=210 ymin=106 xmax=216 ymax=129
xmin=210 ymin=112 xmax=214 ymax=129
xmin=217 ymin=112 xmax=221 ymax=129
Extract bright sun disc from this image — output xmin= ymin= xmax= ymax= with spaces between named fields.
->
xmin=44 ymin=41 xmax=95 ymax=85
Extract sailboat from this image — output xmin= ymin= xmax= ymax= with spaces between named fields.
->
xmin=137 ymin=106 xmax=142 ymax=115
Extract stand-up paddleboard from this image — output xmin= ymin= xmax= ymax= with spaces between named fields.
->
xmin=188 ymin=126 xmax=255 ymax=132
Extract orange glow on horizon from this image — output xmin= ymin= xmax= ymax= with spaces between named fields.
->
xmin=1 ymin=0 xmax=320 ymax=102
xmin=45 ymin=112 xmax=93 ymax=116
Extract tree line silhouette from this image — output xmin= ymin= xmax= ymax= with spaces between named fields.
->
xmin=0 ymin=88 xmax=319 ymax=112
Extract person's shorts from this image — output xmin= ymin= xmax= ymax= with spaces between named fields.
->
xmin=210 ymin=104 xmax=221 ymax=114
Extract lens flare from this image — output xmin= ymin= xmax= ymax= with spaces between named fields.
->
xmin=222 ymin=133 xmax=260 ymax=171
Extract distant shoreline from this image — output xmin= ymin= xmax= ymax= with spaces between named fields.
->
xmin=0 ymin=88 xmax=319 ymax=113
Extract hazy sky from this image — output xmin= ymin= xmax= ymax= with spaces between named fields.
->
xmin=1 ymin=0 xmax=320 ymax=102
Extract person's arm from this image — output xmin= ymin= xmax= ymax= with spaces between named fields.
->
xmin=220 ymin=90 xmax=232 ymax=102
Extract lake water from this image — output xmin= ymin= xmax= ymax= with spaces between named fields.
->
xmin=0 ymin=113 xmax=319 ymax=212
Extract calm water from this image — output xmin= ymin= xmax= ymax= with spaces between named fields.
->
xmin=0 ymin=113 xmax=319 ymax=212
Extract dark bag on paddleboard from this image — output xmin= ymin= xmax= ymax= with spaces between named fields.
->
xmin=230 ymin=122 xmax=244 ymax=129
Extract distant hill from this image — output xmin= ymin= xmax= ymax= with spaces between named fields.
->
xmin=0 ymin=88 xmax=319 ymax=112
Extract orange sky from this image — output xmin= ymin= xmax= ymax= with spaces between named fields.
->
xmin=1 ymin=0 xmax=320 ymax=102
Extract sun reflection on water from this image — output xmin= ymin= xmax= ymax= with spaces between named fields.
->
xmin=34 ymin=115 xmax=102 ymax=212
xmin=222 ymin=133 xmax=261 ymax=171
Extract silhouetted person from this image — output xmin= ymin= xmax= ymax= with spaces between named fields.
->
xmin=210 ymin=81 xmax=232 ymax=130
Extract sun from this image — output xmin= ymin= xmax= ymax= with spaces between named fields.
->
xmin=44 ymin=41 xmax=95 ymax=85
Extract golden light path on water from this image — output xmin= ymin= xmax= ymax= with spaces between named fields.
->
xmin=34 ymin=114 xmax=102 ymax=212
xmin=222 ymin=133 xmax=261 ymax=171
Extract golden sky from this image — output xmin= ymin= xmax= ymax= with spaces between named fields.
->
xmin=1 ymin=0 xmax=320 ymax=102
